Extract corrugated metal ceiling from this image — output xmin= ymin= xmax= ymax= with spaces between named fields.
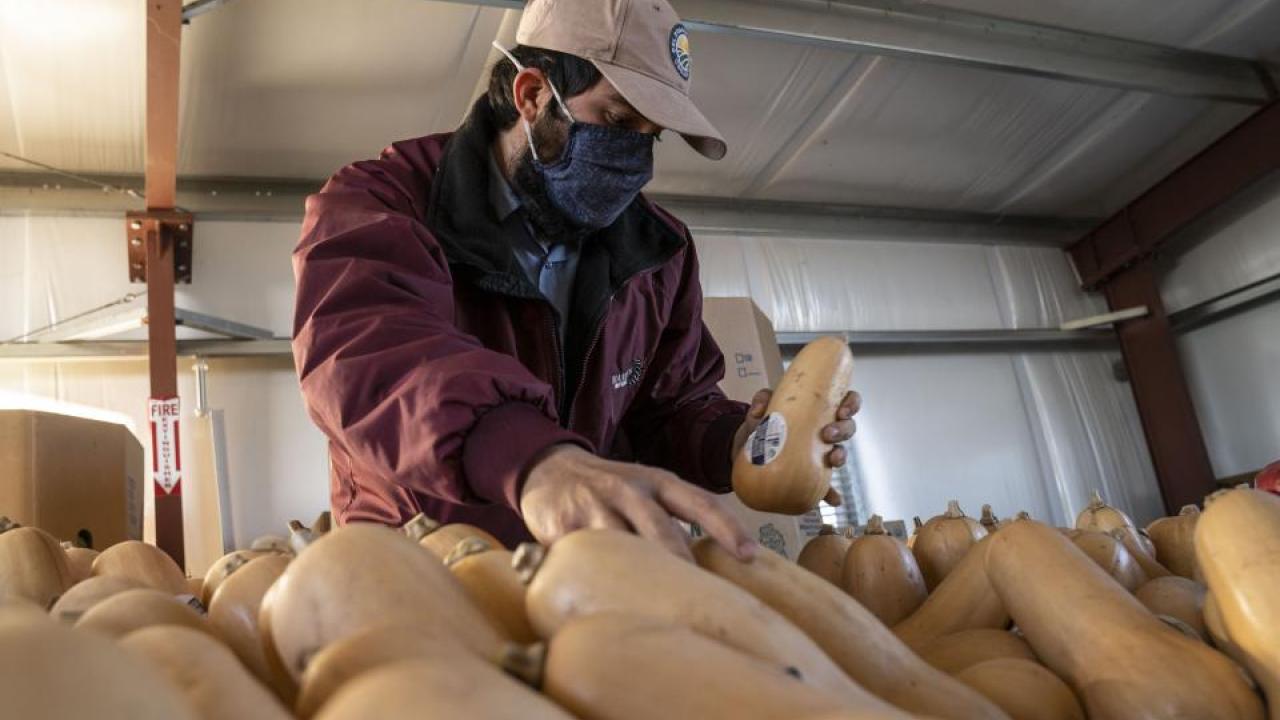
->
xmin=0 ymin=0 xmax=1276 ymax=219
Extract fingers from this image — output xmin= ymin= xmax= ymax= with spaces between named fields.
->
xmin=836 ymin=390 xmax=861 ymax=420
xmin=822 ymin=419 xmax=855 ymax=443
xmin=823 ymin=485 xmax=843 ymax=507
xmin=614 ymin=486 xmax=695 ymax=561
xmin=825 ymin=444 xmax=847 ymax=469
xmin=748 ymin=388 xmax=772 ymax=419
xmin=654 ymin=475 xmax=757 ymax=561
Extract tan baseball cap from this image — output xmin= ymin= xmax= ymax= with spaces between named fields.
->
xmin=515 ymin=0 xmax=727 ymax=160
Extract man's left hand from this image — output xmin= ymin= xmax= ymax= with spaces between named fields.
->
xmin=730 ymin=389 xmax=861 ymax=506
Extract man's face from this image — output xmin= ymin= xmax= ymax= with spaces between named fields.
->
xmin=512 ymin=75 xmax=663 ymax=239
xmin=529 ymin=77 xmax=664 ymax=163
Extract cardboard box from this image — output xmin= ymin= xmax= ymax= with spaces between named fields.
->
xmin=704 ymin=297 xmax=786 ymax=407
xmin=0 ymin=410 xmax=143 ymax=548
xmin=700 ymin=298 xmax=824 ymax=560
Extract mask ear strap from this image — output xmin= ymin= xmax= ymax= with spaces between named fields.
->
xmin=492 ymin=41 xmax=575 ymax=124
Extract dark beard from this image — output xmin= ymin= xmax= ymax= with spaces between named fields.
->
xmin=510 ymin=109 xmax=594 ymax=246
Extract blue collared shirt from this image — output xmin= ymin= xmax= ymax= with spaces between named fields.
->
xmin=487 ymin=151 xmax=580 ymax=346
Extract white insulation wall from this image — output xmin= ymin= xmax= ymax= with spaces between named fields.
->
xmin=697 ymin=233 xmax=1160 ymax=528
xmin=1162 ymin=179 xmax=1280 ymax=479
xmin=1 ymin=213 xmax=1163 ymax=573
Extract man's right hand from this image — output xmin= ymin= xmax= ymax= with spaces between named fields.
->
xmin=519 ymin=444 xmax=758 ymax=562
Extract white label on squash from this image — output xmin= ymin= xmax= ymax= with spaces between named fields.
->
xmin=746 ymin=412 xmax=787 ymax=466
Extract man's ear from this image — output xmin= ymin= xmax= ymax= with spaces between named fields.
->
xmin=511 ymin=68 xmax=549 ymax=124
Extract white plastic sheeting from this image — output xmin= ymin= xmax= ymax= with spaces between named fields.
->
xmin=0 ymin=215 xmax=327 ymax=574
xmin=989 ymin=246 xmax=1163 ymax=525
xmin=1162 ymin=177 xmax=1280 ymax=312
xmin=697 ymin=233 xmax=1163 ymax=525
xmin=1163 ymin=178 xmax=1280 ymax=478
xmin=1179 ymin=302 xmax=1280 ymax=477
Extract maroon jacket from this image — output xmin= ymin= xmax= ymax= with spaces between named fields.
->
xmin=292 ymin=97 xmax=747 ymax=548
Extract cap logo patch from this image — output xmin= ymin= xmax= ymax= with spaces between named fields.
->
xmin=669 ymin=23 xmax=690 ymax=81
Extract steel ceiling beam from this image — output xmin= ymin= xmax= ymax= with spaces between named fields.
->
xmin=0 ymin=170 xmax=1095 ymax=244
xmin=1068 ymin=101 xmax=1280 ymax=290
xmin=393 ymin=0 xmax=1276 ymax=104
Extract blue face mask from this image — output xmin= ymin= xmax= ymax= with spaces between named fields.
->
xmin=496 ymin=43 xmax=655 ymax=230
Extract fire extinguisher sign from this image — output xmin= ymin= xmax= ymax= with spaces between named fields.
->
xmin=148 ymin=396 xmax=182 ymax=496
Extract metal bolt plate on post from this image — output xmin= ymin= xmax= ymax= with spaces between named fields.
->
xmin=125 ymin=211 xmax=194 ymax=284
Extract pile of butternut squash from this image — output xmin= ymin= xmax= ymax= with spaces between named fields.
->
xmin=1 ymin=486 xmax=1277 ymax=719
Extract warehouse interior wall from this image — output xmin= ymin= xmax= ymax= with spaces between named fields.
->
xmin=1161 ymin=177 xmax=1280 ymax=480
xmin=1 ymin=211 xmax=1163 ymax=572
xmin=697 ymin=233 xmax=1161 ymax=528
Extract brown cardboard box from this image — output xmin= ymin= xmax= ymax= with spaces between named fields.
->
xmin=0 ymin=410 xmax=144 ymax=548
xmin=703 ymin=297 xmax=786 ymax=405
xmin=700 ymin=298 xmax=817 ymax=560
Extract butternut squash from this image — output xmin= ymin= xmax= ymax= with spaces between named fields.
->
xmin=1108 ymin=528 xmax=1170 ymax=580
xmin=0 ymin=526 xmax=74 ymax=608
xmin=517 ymin=528 xmax=901 ymax=713
xmin=92 ymin=540 xmax=187 ymax=594
xmin=1074 ymin=489 xmax=1135 ymax=533
xmin=62 ymin=545 xmax=99 ymax=583
xmin=529 ymin=613 xmax=895 ymax=720
xmin=296 ymin=623 xmax=458 ymax=719
xmin=894 ymin=536 xmax=1008 ymax=649
xmin=979 ymin=505 xmax=1000 ymax=533
xmin=75 ymin=587 xmax=208 ymax=639
xmin=955 ymin=658 xmax=1084 ymax=720
xmin=262 ymin=523 xmax=503 ymax=682
xmin=256 ymin=578 xmax=297 ymax=707
xmin=1194 ymin=488 xmax=1280 ymax=715
xmin=693 ymin=536 xmax=1008 ymax=719
xmin=841 ymin=514 xmax=926 ymax=626
xmin=731 ymin=336 xmax=853 ymax=514
xmin=1134 ymin=576 xmax=1207 ymax=642
xmin=916 ymin=628 xmax=1037 ymax=675
xmin=0 ymin=607 xmax=197 ymax=719
xmin=0 ymin=595 xmax=48 ymax=623
xmin=1202 ymin=592 xmax=1249 ymax=666
xmin=906 ymin=517 xmax=923 ymax=549
xmin=444 ymin=537 xmax=536 ymax=643
xmin=402 ymin=512 xmax=504 ymax=559
xmin=1003 ymin=511 xmax=1031 ymax=529
xmin=796 ymin=525 xmax=851 ymax=586
xmin=121 ymin=625 xmax=292 ymax=719
xmin=251 ymin=534 xmax=291 ymax=553
xmin=184 ymin=575 xmax=202 ymax=600
xmin=207 ymin=553 xmax=294 ymax=703
xmin=314 ymin=656 xmax=574 ymax=720
xmin=912 ymin=501 xmax=987 ymax=590
xmin=985 ymin=519 xmax=1263 ymax=720
xmin=1067 ymin=529 xmax=1147 ymax=592
xmin=201 ymin=550 xmax=271 ymax=606
xmin=49 ymin=574 xmax=140 ymax=623
xmin=1147 ymin=504 xmax=1200 ymax=579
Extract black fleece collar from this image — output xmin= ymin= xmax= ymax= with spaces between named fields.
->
xmin=424 ymin=95 xmax=686 ymax=302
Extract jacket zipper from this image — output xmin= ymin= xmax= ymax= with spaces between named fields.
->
xmin=565 ymin=297 xmax=611 ymax=430
xmin=564 ymin=259 xmax=674 ymax=430
xmin=545 ymin=309 xmax=567 ymax=420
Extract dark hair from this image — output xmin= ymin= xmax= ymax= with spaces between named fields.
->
xmin=487 ymin=45 xmax=602 ymax=129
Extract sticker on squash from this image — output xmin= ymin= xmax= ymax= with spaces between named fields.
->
xmin=746 ymin=412 xmax=787 ymax=466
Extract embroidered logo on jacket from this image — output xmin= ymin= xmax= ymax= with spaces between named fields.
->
xmin=611 ymin=359 xmax=645 ymax=390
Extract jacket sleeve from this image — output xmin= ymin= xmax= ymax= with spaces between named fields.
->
xmin=291 ymin=146 xmax=590 ymax=513
xmin=622 ymin=237 xmax=749 ymax=493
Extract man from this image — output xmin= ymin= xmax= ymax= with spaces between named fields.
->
xmin=291 ymin=0 xmax=859 ymax=561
